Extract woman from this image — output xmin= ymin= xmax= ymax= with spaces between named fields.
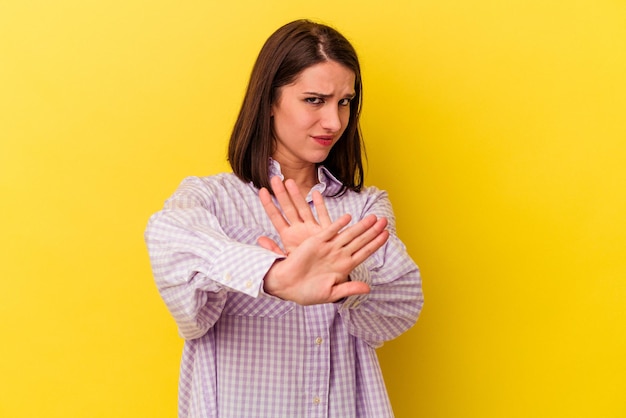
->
xmin=145 ymin=19 xmax=423 ymax=418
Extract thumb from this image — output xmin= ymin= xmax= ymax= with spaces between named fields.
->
xmin=329 ymin=281 xmax=370 ymax=302
xmin=257 ymin=236 xmax=286 ymax=255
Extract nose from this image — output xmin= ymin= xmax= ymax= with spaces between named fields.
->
xmin=320 ymin=104 xmax=342 ymax=133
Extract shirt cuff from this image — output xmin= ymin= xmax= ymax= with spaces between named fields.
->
xmin=208 ymin=242 xmax=282 ymax=297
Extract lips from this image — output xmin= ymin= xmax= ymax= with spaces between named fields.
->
xmin=312 ymin=135 xmax=334 ymax=146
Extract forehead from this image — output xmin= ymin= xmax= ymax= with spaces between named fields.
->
xmin=290 ymin=61 xmax=356 ymax=93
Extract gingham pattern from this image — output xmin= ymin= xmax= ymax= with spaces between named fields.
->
xmin=145 ymin=160 xmax=423 ymax=418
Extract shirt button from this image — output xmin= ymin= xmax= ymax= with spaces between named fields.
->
xmin=315 ymin=337 xmax=323 ymax=345
xmin=313 ymin=396 xmax=321 ymax=405
xmin=224 ymin=273 xmax=232 ymax=282
xmin=245 ymin=280 xmax=252 ymax=288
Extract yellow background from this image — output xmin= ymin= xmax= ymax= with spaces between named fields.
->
xmin=1 ymin=1 xmax=625 ymax=417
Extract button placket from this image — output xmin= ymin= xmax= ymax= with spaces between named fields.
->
xmin=304 ymin=304 xmax=333 ymax=415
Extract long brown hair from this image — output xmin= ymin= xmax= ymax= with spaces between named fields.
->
xmin=228 ymin=19 xmax=365 ymax=195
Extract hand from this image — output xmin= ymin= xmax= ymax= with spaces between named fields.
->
xmin=262 ymin=212 xmax=389 ymax=305
xmin=258 ymin=176 xmax=332 ymax=255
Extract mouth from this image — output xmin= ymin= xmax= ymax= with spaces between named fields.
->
xmin=312 ymin=135 xmax=334 ymax=146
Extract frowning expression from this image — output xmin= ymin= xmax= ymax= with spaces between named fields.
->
xmin=271 ymin=60 xmax=356 ymax=168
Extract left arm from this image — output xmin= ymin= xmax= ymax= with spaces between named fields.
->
xmin=258 ymin=177 xmax=423 ymax=347
xmin=337 ymin=190 xmax=423 ymax=348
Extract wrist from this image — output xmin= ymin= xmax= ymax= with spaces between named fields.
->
xmin=263 ymin=259 xmax=284 ymax=298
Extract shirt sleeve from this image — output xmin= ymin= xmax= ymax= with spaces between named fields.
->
xmin=338 ymin=189 xmax=424 ymax=348
xmin=144 ymin=177 xmax=282 ymax=340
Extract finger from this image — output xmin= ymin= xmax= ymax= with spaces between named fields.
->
xmin=317 ymin=213 xmax=352 ymax=240
xmin=271 ymin=176 xmax=301 ymax=224
xmin=343 ymin=217 xmax=389 ymax=254
xmin=257 ymin=236 xmax=286 ymax=255
xmin=350 ymin=228 xmax=390 ymax=265
xmin=312 ymin=190 xmax=332 ymax=227
xmin=332 ymin=214 xmax=378 ymax=247
xmin=284 ymin=179 xmax=317 ymax=224
xmin=259 ymin=187 xmax=290 ymax=232
xmin=329 ymin=281 xmax=370 ymax=302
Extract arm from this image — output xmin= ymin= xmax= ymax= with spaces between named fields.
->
xmin=262 ymin=211 xmax=388 ymax=305
xmin=257 ymin=176 xmax=389 ymax=305
xmin=338 ymin=190 xmax=423 ymax=348
xmin=144 ymin=177 xmax=282 ymax=340
xmin=258 ymin=177 xmax=423 ymax=347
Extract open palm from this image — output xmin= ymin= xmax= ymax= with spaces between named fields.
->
xmin=258 ymin=176 xmax=333 ymax=254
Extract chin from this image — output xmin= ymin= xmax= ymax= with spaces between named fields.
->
xmin=311 ymin=155 xmax=331 ymax=164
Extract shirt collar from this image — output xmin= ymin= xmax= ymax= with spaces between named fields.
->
xmin=268 ymin=158 xmax=343 ymax=198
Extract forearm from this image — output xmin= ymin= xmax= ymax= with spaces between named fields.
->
xmin=338 ymin=237 xmax=423 ymax=347
xmin=146 ymin=207 xmax=281 ymax=339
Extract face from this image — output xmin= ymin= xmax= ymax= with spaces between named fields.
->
xmin=271 ymin=60 xmax=356 ymax=170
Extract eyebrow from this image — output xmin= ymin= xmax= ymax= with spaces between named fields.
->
xmin=303 ymin=91 xmax=356 ymax=99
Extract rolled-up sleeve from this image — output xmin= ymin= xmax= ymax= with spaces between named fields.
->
xmin=145 ymin=178 xmax=280 ymax=340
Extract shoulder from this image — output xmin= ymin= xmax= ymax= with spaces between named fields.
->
xmin=353 ymin=185 xmax=400 ymax=233
xmin=333 ymin=184 xmax=395 ymax=220
xmin=342 ymin=184 xmax=391 ymax=207
xmin=359 ymin=184 xmax=388 ymax=199
xmin=179 ymin=172 xmax=250 ymax=191
xmin=164 ymin=173 xmax=254 ymax=209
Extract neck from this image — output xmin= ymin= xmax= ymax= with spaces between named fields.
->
xmin=274 ymin=159 xmax=318 ymax=195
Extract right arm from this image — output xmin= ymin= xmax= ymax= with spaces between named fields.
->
xmin=144 ymin=177 xmax=281 ymax=340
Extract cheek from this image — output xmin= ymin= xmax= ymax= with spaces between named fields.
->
xmin=288 ymin=110 xmax=317 ymax=130
xmin=276 ymin=106 xmax=300 ymax=124
xmin=272 ymin=110 xmax=293 ymax=135
xmin=274 ymin=106 xmax=318 ymax=134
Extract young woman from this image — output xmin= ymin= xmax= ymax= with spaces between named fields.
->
xmin=145 ymin=19 xmax=423 ymax=418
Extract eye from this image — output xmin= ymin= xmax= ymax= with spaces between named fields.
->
xmin=305 ymin=97 xmax=324 ymax=105
xmin=339 ymin=98 xmax=352 ymax=106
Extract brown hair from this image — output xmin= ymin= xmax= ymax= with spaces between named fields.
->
xmin=228 ymin=19 xmax=365 ymax=195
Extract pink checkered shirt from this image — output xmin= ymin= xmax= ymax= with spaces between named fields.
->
xmin=145 ymin=160 xmax=423 ymax=417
